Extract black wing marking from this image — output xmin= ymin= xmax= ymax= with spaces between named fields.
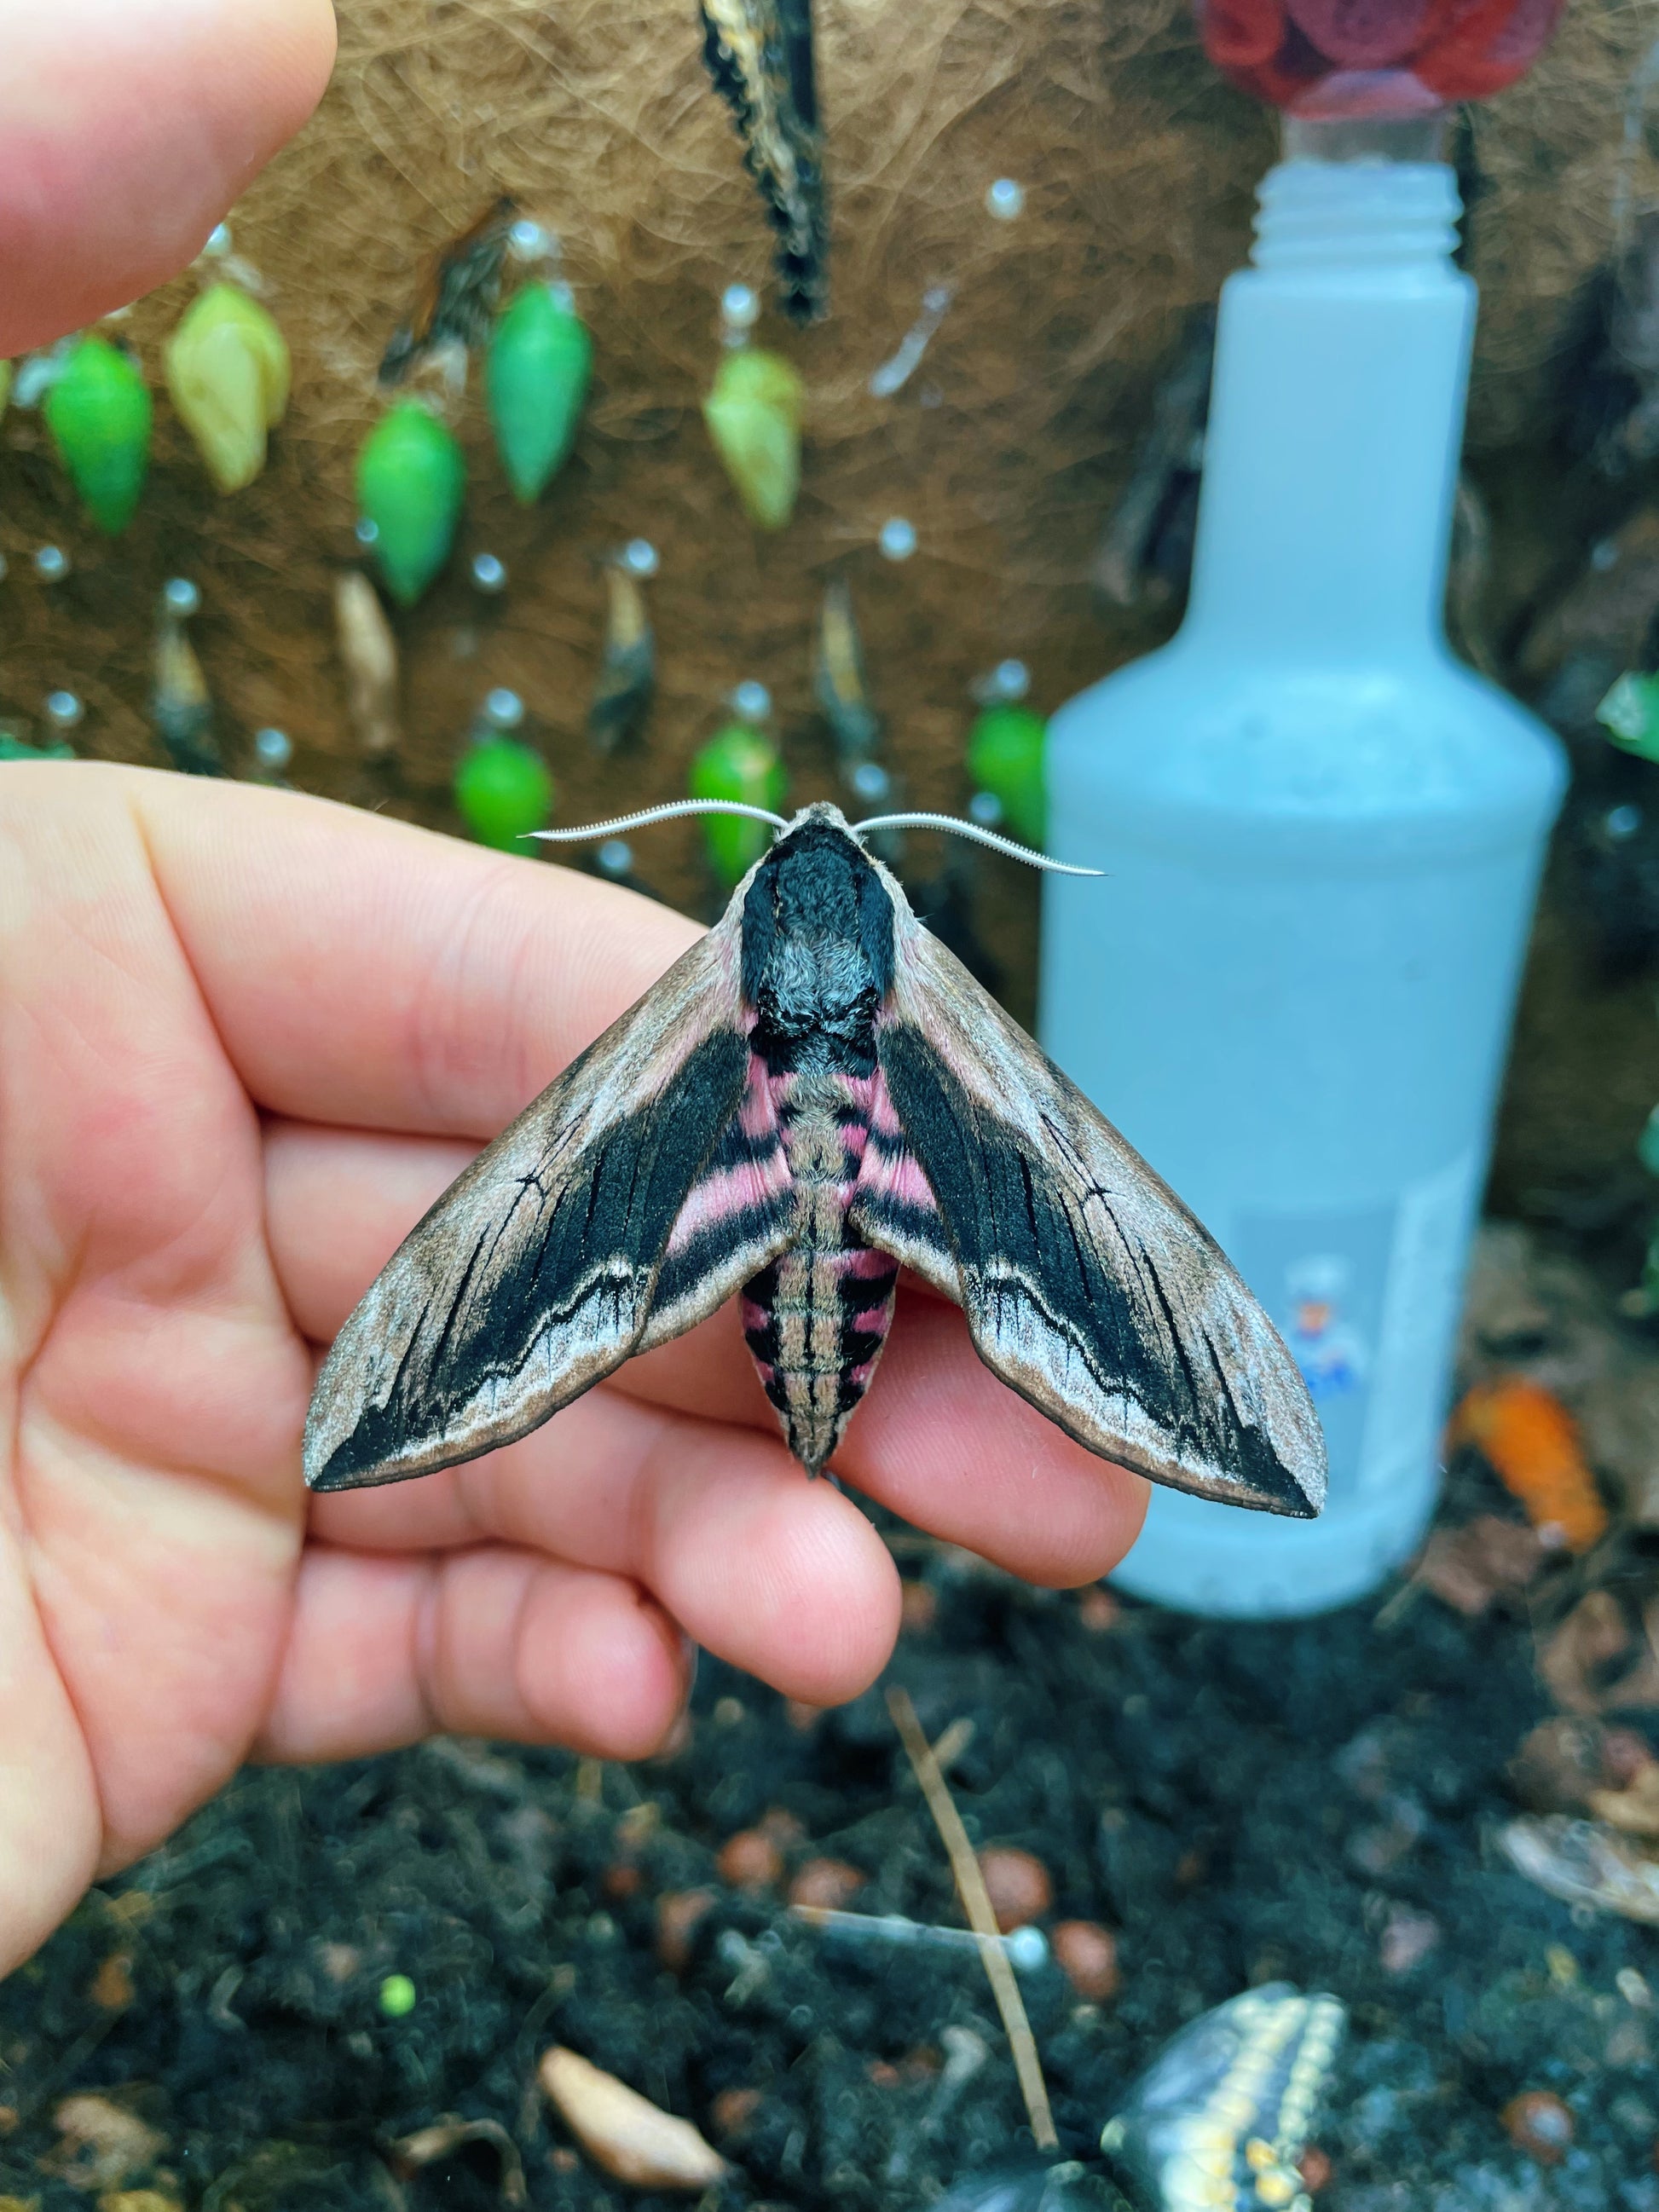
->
xmin=699 ymin=0 xmax=827 ymax=323
xmin=304 ymin=913 xmax=761 ymax=1493
xmin=639 ymin=1045 xmax=795 ymax=1349
xmin=864 ymin=896 xmax=1327 ymax=1517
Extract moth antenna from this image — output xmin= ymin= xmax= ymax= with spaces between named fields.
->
xmin=530 ymin=799 xmax=791 ymax=843
xmin=851 ymin=812 xmax=1104 ymax=876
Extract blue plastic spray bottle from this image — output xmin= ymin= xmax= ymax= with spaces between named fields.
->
xmin=1039 ymin=117 xmax=1567 ymax=1618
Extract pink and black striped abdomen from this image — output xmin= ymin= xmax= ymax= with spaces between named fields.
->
xmin=739 ymin=1069 xmax=900 ymax=1472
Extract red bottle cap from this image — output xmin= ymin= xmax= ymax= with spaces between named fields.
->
xmin=1194 ymin=0 xmax=1566 ymax=118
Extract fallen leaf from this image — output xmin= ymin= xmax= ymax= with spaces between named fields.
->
xmin=1510 ymin=1717 xmax=1619 ymax=1811
xmin=1500 ymin=1816 xmax=1659 ymax=1924
xmin=390 ymin=2116 xmax=525 ymax=2204
xmin=1541 ymin=1592 xmax=1659 ymax=1715
xmin=44 ymin=2099 xmax=165 ymax=2192
xmin=539 ymin=2047 xmax=728 ymax=2191
xmin=97 ymin=2193 xmax=183 ymax=2212
xmin=1578 ymin=1363 xmax=1659 ymax=1531
xmin=1590 ymin=1761 xmax=1659 ymax=1839
xmin=1415 ymin=1516 xmax=1546 ymax=1616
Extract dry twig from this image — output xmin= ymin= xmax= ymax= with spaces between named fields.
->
xmin=887 ymin=1684 xmax=1057 ymax=2152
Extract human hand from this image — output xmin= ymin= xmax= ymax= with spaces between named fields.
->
xmin=0 ymin=769 xmax=1146 ymax=1972
xmin=0 ymin=0 xmax=337 ymax=355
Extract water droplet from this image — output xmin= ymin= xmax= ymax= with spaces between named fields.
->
xmin=621 ymin=538 xmax=659 ymax=577
xmin=547 ymin=279 xmax=576 ymax=315
xmin=253 ymin=726 xmax=292 ymax=771
xmin=14 ymin=349 xmax=69 ymax=409
xmin=508 ymin=217 xmax=553 ymax=262
xmin=596 ymin=839 xmax=634 ymax=879
xmin=483 ymin=686 xmax=524 ymax=731
xmin=986 ymin=177 xmax=1026 ymax=221
xmin=849 ymin=760 xmax=891 ymax=803
xmin=731 ymin=680 xmax=772 ymax=723
xmin=355 ymin=517 xmax=380 ymax=548
xmin=203 ymin=222 xmax=234 ymax=259
xmin=162 ymin=576 xmax=200 ymax=618
xmin=968 ymin=789 xmax=1004 ymax=828
xmin=1607 ymin=802 xmax=1643 ymax=840
xmin=878 ymin=517 xmax=917 ymax=562
xmin=44 ymin=690 xmax=84 ymax=729
xmin=33 ymin=545 xmax=70 ymax=582
xmin=969 ymin=657 xmax=1032 ymax=706
xmin=1591 ymin=538 xmax=1620 ymax=574
xmin=471 ymin=552 xmax=508 ymax=594
xmin=1004 ymin=1926 xmax=1049 ymax=1972
xmin=720 ymin=283 xmax=760 ymax=341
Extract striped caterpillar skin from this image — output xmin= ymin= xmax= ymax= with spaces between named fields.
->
xmin=1100 ymin=1984 xmax=1344 ymax=2212
xmin=304 ymin=803 xmax=1327 ymax=1521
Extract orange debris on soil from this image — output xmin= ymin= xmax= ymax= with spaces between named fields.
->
xmin=1448 ymin=1377 xmax=1607 ymax=1552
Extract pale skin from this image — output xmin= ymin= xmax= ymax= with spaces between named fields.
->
xmin=0 ymin=5 xmax=1147 ymax=1979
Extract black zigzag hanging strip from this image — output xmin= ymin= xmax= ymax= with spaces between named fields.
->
xmin=699 ymin=0 xmax=827 ymax=323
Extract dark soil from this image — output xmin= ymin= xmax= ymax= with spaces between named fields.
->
xmin=4 ymin=1455 xmax=1657 ymax=2212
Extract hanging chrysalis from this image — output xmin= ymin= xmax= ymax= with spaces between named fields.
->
xmin=487 ymin=280 xmax=592 ymax=504
xmin=1 ymin=729 xmax=76 ymax=762
xmin=379 ymin=195 xmax=518 ymax=388
xmin=588 ymin=553 xmax=656 ymax=755
xmin=43 ymin=334 xmax=152 ymax=534
xmin=454 ymin=691 xmax=555 ymax=851
xmin=333 ymin=570 xmax=402 ymax=757
xmin=165 ymin=283 xmax=292 ymax=494
xmin=151 ymin=580 xmax=223 ymax=777
xmin=689 ymin=687 xmax=787 ymax=884
xmin=704 ymin=344 xmax=803 ymax=531
xmin=966 ymin=663 xmax=1046 ymax=850
xmin=813 ymin=575 xmax=881 ymax=768
xmin=1598 ymin=668 xmax=1659 ymax=764
xmin=699 ymin=0 xmax=825 ymax=322
xmin=356 ymin=403 xmax=466 ymax=607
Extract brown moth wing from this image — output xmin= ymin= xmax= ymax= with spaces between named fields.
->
xmin=303 ymin=906 xmax=787 ymax=1493
xmin=858 ymin=894 xmax=1328 ymax=1518
xmin=379 ymin=193 xmax=517 ymax=386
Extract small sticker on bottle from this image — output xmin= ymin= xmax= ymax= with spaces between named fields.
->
xmin=1233 ymin=1151 xmax=1481 ymax=1506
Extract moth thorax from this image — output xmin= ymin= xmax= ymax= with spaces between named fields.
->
xmin=753 ymin=935 xmax=881 ymax=1073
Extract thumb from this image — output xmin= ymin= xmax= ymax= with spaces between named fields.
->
xmin=0 ymin=0 xmax=337 ymax=355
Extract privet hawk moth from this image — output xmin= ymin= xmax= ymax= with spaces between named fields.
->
xmin=305 ymin=802 xmax=1327 ymax=1518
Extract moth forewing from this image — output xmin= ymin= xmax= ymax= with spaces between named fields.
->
xmin=864 ymin=895 xmax=1327 ymax=1517
xmin=303 ymin=907 xmax=762 ymax=1493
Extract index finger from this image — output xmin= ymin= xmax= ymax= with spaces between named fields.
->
xmin=1 ymin=0 xmax=337 ymax=354
xmin=122 ymin=766 xmax=703 ymax=1137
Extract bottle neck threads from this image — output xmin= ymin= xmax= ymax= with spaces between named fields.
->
xmin=1180 ymin=136 xmax=1474 ymax=660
